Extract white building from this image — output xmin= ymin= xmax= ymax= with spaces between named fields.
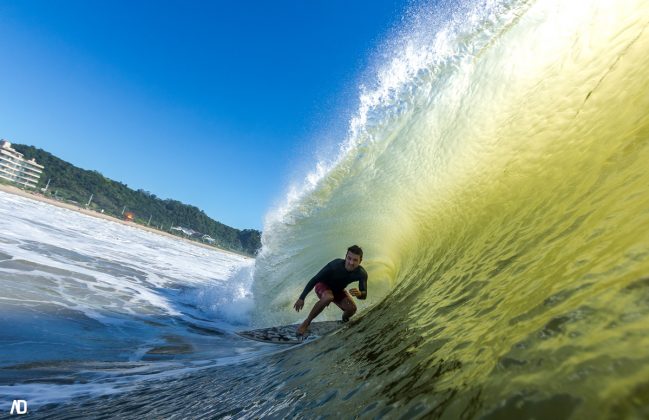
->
xmin=201 ymin=234 xmax=215 ymax=244
xmin=170 ymin=226 xmax=196 ymax=236
xmin=0 ymin=140 xmax=44 ymax=189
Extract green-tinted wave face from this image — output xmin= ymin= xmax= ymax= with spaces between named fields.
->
xmin=253 ymin=0 xmax=649 ymax=417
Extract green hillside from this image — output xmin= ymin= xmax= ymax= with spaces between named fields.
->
xmin=12 ymin=144 xmax=261 ymax=256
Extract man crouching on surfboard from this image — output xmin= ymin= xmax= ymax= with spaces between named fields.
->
xmin=293 ymin=245 xmax=368 ymax=336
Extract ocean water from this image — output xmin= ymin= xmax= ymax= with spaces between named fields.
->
xmin=0 ymin=191 xmax=269 ymax=413
xmin=4 ymin=0 xmax=649 ymax=418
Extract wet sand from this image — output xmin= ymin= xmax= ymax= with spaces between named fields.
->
xmin=0 ymin=184 xmax=252 ymax=259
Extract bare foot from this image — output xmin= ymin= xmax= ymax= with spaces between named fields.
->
xmin=296 ymin=321 xmax=309 ymax=336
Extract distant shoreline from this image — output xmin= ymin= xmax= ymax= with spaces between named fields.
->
xmin=0 ymin=184 xmax=252 ymax=260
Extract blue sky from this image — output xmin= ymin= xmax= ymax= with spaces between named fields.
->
xmin=0 ymin=1 xmax=410 ymax=230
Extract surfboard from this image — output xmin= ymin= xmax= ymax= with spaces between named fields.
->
xmin=236 ymin=320 xmax=342 ymax=344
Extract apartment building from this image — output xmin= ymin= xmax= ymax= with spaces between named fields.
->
xmin=0 ymin=140 xmax=44 ymax=189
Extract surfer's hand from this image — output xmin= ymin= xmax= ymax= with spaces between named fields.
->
xmin=349 ymin=288 xmax=362 ymax=298
xmin=293 ymin=299 xmax=304 ymax=312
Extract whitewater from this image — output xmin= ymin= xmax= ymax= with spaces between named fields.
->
xmin=0 ymin=191 xmax=273 ymax=409
xmin=3 ymin=0 xmax=649 ymax=418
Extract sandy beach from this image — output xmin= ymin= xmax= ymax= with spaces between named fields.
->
xmin=0 ymin=183 xmax=252 ymax=259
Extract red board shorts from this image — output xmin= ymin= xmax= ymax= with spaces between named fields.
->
xmin=314 ymin=282 xmax=350 ymax=304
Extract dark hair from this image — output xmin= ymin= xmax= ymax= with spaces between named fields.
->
xmin=347 ymin=245 xmax=363 ymax=259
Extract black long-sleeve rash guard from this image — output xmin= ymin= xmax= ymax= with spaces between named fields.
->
xmin=299 ymin=258 xmax=368 ymax=301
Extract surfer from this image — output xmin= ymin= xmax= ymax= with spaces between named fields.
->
xmin=293 ymin=245 xmax=368 ymax=336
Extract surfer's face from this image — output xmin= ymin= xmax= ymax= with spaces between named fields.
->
xmin=344 ymin=251 xmax=362 ymax=271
